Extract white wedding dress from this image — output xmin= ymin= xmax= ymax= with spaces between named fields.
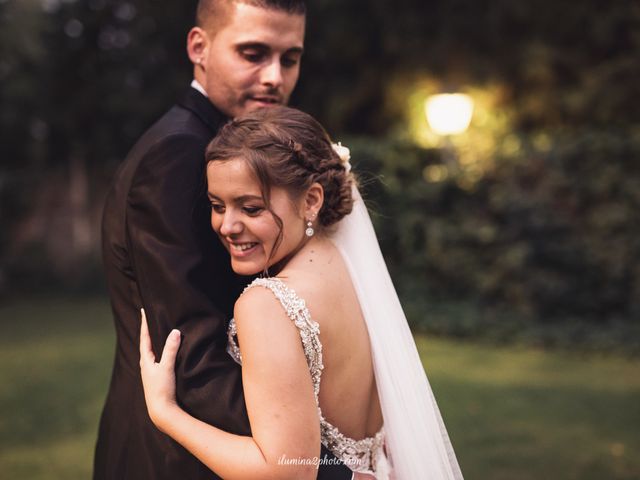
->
xmin=227 ymin=277 xmax=388 ymax=476
xmin=227 ymin=186 xmax=463 ymax=480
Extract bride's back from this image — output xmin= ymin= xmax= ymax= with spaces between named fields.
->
xmin=279 ymin=236 xmax=383 ymax=440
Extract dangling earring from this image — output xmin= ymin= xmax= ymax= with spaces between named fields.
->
xmin=305 ymin=219 xmax=314 ymax=237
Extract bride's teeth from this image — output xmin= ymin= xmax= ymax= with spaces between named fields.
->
xmin=231 ymin=243 xmax=256 ymax=252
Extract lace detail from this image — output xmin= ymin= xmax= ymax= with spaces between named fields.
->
xmin=227 ymin=277 xmax=385 ymax=474
xmin=321 ymin=420 xmax=386 ymax=473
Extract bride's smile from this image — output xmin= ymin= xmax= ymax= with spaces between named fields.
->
xmin=228 ymin=241 xmax=259 ymax=254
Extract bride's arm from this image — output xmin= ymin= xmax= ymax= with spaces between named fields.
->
xmin=139 ymin=287 xmax=321 ymax=480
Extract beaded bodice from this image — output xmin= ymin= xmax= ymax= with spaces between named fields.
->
xmin=227 ymin=277 xmax=385 ymax=474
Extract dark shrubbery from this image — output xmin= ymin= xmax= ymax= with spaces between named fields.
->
xmin=351 ymin=129 xmax=640 ymax=351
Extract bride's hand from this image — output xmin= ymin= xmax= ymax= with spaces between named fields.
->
xmin=139 ymin=308 xmax=181 ymax=431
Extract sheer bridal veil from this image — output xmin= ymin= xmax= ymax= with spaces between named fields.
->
xmin=330 ymin=185 xmax=464 ymax=480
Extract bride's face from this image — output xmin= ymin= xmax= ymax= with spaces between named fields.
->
xmin=207 ymin=157 xmax=307 ymax=275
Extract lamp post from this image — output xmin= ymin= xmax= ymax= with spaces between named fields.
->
xmin=425 ymin=93 xmax=474 ymax=174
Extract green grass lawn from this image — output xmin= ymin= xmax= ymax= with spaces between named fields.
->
xmin=0 ymin=297 xmax=638 ymax=480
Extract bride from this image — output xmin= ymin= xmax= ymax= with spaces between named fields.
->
xmin=139 ymin=106 xmax=463 ymax=480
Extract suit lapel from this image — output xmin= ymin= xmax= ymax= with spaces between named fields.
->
xmin=178 ymin=87 xmax=228 ymax=133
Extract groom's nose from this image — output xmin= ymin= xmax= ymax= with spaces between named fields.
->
xmin=260 ymin=58 xmax=283 ymax=90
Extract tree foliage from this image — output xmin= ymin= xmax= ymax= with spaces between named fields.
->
xmin=0 ymin=0 xmax=638 ymax=346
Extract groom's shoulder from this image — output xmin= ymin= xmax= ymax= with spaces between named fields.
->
xmin=124 ymin=102 xmax=213 ymax=164
xmin=127 ymin=88 xmax=226 ymax=156
xmin=145 ymin=101 xmax=212 ymax=144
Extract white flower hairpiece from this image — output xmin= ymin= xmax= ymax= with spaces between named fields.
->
xmin=332 ymin=142 xmax=352 ymax=173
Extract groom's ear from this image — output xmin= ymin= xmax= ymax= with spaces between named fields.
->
xmin=303 ymin=183 xmax=324 ymax=218
xmin=187 ymin=27 xmax=209 ymax=67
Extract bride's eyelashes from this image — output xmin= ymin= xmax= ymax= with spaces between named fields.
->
xmin=209 ymin=202 xmax=265 ymax=217
xmin=210 ymin=202 xmax=225 ymax=214
xmin=242 ymin=206 xmax=264 ymax=216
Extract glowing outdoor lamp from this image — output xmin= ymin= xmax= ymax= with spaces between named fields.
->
xmin=425 ymin=93 xmax=474 ymax=136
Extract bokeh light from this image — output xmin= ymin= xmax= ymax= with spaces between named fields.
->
xmin=425 ymin=93 xmax=474 ymax=136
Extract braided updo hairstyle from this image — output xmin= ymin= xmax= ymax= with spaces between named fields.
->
xmin=205 ymin=106 xmax=354 ymax=234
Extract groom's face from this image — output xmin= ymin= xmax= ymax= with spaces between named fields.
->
xmin=195 ymin=3 xmax=305 ymax=118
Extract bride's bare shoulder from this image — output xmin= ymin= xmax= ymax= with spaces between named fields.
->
xmin=281 ymin=246 xmax=353 ymax=306
xmin=234 ymin=282 xmax=283 ymax=319
xmin=232 ymin=281 xmax=305 ymax=344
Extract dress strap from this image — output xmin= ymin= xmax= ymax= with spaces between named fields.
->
xmin=242 ymin=277 xmax=324 ymax=399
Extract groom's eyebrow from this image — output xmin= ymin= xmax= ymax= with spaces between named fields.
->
xmin=236 ymin=41 xmax=304 ymax=56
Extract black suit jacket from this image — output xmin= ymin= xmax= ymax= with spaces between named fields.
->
xmin=95 ymin=88 xmax=351 ymax=479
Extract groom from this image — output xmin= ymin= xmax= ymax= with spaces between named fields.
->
xmin=95 ymin=1 xmax=350 ymax=479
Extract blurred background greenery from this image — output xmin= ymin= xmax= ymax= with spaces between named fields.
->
xmin=1 ymin=0 xmax=639 ymax=478
xmin=1 ymin=298 xmax=638 ymax=479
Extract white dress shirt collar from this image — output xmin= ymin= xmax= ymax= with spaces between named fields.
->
xmin=190 ymin=79 xmax=208 ymax=98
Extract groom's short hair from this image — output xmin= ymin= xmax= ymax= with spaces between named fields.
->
xmin=197 ymin=0 xmax=306 ymax=34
